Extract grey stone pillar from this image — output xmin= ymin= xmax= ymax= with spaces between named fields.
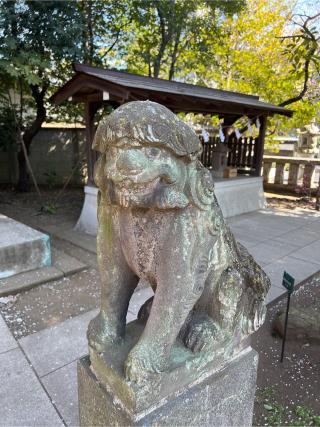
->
xmin=78 ymin=323 xmax=258 ymax=427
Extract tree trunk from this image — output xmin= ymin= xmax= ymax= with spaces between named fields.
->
xmin=16 ymin=148 xmax=29 ymax=192
xmin=168 ymin=31 xmax=180 ymax=80
xmin=153 ymin=6 xmax=171 ymax=78
xmin=16 ymin=84 xmax=47 ymax=192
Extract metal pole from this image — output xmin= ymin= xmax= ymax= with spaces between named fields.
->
xmin=280 ymin=292 xmax=291 ymax=363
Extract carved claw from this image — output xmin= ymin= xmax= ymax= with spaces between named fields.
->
xmin=87 ymin=312 xmax=123 ymax=352
xmin=183 ymin=315 xmax=222 ymax=353
xmin=125 ymin=343 xmax=169 ymax=383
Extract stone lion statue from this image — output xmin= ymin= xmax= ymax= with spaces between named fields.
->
xmin=87 ymin=101 xmax=270 ymax=383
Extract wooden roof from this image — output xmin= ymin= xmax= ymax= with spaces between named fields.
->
xmin=51 ymin=63 xmax=293 ymax=118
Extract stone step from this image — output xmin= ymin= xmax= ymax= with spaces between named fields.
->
xmin=0 ymin=248 xmax=87 ymax=297
xmin=0 ymin=214 xmax=51 ymax=279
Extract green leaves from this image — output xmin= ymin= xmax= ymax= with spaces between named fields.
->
xmin=124 ymin=0 xmax=245 ymax=79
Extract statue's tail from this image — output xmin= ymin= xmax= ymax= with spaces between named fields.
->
xmin=238 ymin=243 xmax=271 ymax=335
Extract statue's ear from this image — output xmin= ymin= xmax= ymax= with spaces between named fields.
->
xmin=188 ymin=162 xmax=214 ymax=210
xmin=155 ymin=187 xmax=189 ymax=210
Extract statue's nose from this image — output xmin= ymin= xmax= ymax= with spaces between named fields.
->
xmin=116 ymin=151 xmax=144 ymax=175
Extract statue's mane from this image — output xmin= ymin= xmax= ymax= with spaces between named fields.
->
xmin=93 ymin=100 xmax=202 ymax=161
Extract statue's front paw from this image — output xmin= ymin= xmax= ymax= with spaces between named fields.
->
xmin=183 ymin=315 xmax=223 ymax=353
xmin=125 ymin=344 xmax=169 ymax=383
xmin=87 ymin=312 xmax=122 ymax=352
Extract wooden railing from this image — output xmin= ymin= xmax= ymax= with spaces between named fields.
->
xmin=200 ymin=136 xmax=259 ymax=175
xmin=263 ymin=155 xmax=320 ymax=194
xmin=200 ymin=137 xmax=217 ymax=168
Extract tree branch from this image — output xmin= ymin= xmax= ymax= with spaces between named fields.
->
xmin=278 ymin=57 xmax=311 ymax=107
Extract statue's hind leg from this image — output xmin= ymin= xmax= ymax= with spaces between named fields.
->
xmin=179 ymin=272 xmax=224 ymax=353
xmin=181 ymin=268 xmax=239 ymax=353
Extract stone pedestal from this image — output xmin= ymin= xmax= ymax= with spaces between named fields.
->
xmin=78 ymin=322 xmax=258 ymax=427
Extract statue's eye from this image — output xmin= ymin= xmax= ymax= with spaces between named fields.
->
xmin=148 ymin=147 xmax=161 ymax=158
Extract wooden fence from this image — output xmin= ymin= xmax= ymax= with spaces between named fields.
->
xmin=200 ymin=136 xmax=259 ymax=174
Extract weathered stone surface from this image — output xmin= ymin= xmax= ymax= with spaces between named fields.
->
xmin=0 ymin=214 xmax=51 ymax=279
xmin=78 ymin=346 xmax=258 ymax=427
xmin=273 ymin=306 xmax=320 ymax=343
xmin=87 ymin=101 xmax=270 ymax=384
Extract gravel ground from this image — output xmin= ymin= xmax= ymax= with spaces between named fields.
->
xmin=0 ymin=268 xmax=100 ymax=338
xmin=252 ymin=274 xmax=320 ymax=426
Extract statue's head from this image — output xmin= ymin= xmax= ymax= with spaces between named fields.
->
xmin=93 ymin=101 xmax=214 ymax=210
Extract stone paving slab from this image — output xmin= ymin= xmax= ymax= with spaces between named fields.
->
xmin=0 ymin=314 xmax=18 ymax=354
xmin=52 ymin=248 xmax=86 ymax=275
xmin=42 ymin=360 xmax=79 ymax=427
xmin=19 ymin=309 xmax=99 ymax=377
xmin=232 ymin=230 xmax=266 ymax=248
xmin=54 ymin=228 xmax=97 ymax=254
xmin=248 ymin=239 xmax=301 ymax=266
xmin=265 ymin=284 xmax=286 ymax=305
xmin=290 ymin=240 xmax=320 ymax=266
xmin=229 ymin=209 xmax=320 ymax=293
xmin=38 ymin=308 xmax=142 ymax=427
xmin=19 ymin=308 xmax=138 ymax=378
xmin=264 ymin=255 xmax=320 ymax=292
xmin=0 ymin=348 xmax=63 ymax=426
xmin=274 ymin=227 xmax=320 ymax=247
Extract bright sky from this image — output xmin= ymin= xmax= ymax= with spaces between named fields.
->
xmin=293 ymin=0 xmax=320 ymax=27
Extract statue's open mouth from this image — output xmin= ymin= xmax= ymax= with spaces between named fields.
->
xmin=115 ymin=176 xmax=161 ymax=193
xmin=113 ymin=177 xmax=161 ymax=208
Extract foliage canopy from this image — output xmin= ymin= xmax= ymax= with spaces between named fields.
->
xmin=0 ymin=0 xmax=319 ymax=188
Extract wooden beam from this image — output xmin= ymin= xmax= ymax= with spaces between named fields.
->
xmin=253 ymin=115 xmax=267 ymax=177
xmin=71 ymin=91 xmax=124 ymax=104
xmin=72 ymin=92 xmax=103 ymax=103
xmin=222 ymin=115 xmax=242 ymax=126
xmin=51 ymin=74 xmax=130 ymax=105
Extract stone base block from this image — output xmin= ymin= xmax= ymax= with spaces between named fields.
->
xmin=214 ymin=176 xmax=266 ymax=218
xmin=75 ymin=185 xmax=98 ymax=236
xmin=78 ymin=347 xmax=258 ymax=426
xmin=0 ymin=214 xmax=51 ymax=279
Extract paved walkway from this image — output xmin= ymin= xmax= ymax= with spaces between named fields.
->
xmin=229 ymin=207 xmax=320 ymax=303
xmin=0 ymin=207 xmax=319 ymax=426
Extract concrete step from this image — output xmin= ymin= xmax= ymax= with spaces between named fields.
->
xmin=0 ymin=214 xmax=51 ymax=279
xmin=0 ymin=248 xmax=87 ymax=297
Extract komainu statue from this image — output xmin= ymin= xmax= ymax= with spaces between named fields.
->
xmin=87 ymin=101 xmax=270 ymax=384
